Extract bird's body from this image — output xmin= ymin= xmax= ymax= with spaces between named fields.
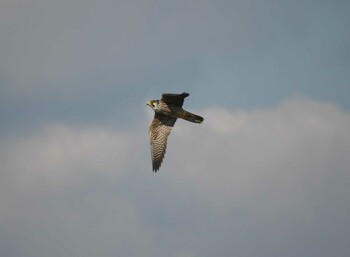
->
xmin=147 ymin=92 xmax=204 ymax=172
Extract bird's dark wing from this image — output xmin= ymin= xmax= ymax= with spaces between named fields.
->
xmin=149 ymin=113 xmax=177 ymax=172
xmin=161 ymin=92 xmax=189 ymax=107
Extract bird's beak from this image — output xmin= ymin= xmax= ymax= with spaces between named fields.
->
xmin=146 ymin=101 xmax=152 ymax=106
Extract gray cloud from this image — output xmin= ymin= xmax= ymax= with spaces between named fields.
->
xmin=1 ymin=1 xmax=350 ymax=255
xmin=1 ymin=0 xmax=350 ymax=135
xmin=1 ymin=98 xmax=349 ymax=257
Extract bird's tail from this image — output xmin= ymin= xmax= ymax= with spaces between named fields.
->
xmin=179 ymin=110 xmax=204 ymax=124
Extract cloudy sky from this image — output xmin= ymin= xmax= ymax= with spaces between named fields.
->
xmin=1 ymin=0 xmax=350 ymax=256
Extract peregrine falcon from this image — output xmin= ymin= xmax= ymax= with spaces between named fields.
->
xmin=147 ymin=92 xmax=204 ymax=172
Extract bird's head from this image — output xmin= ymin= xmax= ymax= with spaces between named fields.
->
xmin=146 ymin=100 xmax=159 ymax=110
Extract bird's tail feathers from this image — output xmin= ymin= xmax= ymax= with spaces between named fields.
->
xmin=179 ymin=110 xmax=204 ymax=124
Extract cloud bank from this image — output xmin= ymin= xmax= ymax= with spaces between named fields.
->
xmin=1 ymin=98 xmax=349 ymax=257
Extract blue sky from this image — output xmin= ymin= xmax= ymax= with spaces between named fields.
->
xmin=1 ymin=1 xmax=350 ymax=257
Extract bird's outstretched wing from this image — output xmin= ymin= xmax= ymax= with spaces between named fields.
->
xmin=149 ymin=113 xmax=177 ymax=172
xmin=161 ymin=92 xmax=189 ymax=107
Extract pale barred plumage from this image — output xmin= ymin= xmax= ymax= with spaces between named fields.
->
xmin=147 ymin=92 xmax=204 ymax=172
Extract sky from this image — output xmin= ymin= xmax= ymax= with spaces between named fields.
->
xmin=1 ymin=0 xmax=350 ymax=256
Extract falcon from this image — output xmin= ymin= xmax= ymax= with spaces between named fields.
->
xmin=147 ymin=92 xmax=204 ymax=172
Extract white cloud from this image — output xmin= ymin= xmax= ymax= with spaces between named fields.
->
xmin=0 ymin=124 xmax=143 ymax=228
xmin=1 ymin=125 xmax=134 ymax=189
xmin=170 ymin=99 xmax=350 ymax=211
xmin=1 ymin=98 xmax=349 ymax=257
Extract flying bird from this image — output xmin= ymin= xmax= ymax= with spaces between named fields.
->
xmin=147 ymin=92 xmax=204 ymax=172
